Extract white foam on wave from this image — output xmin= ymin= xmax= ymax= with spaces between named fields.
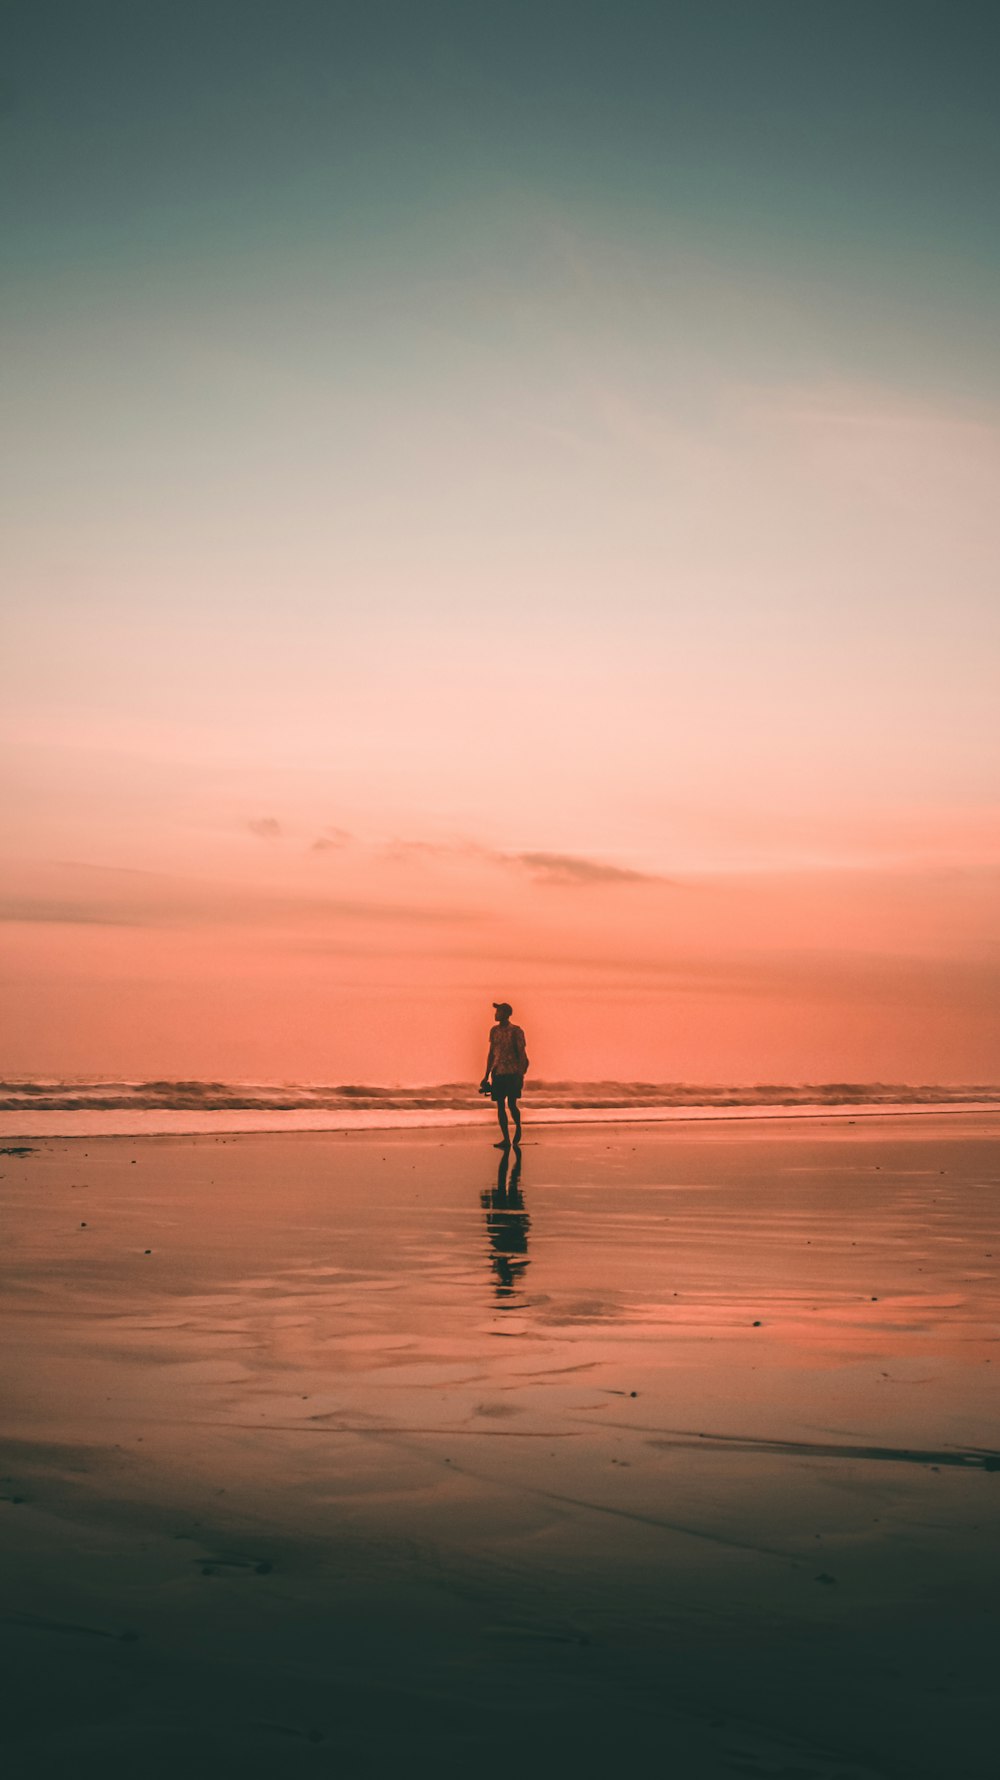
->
xmin=1 ymin=1080 xmax=998 ymax=1140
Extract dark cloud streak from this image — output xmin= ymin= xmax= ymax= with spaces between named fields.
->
xmin=388 ymin=836 xmax=663 ymax=886
xmin=513 ymin=850 xmax=656 ymax=886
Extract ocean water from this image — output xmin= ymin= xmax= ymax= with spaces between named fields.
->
xmin=1 ymin=1078 xmax=996 ymax=1138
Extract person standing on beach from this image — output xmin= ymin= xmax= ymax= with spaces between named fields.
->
xmin=480 ymin=1001 xmax=529 ymax=1148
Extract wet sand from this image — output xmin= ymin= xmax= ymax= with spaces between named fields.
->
xmin=2 ymin=1117 xmax=998 ymax=1777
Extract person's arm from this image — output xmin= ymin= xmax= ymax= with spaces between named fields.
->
xmin=515 ymin=1028 xmax=529 ymax=1074
xmin=480 ymin=1032 xmax=496 ymax=1088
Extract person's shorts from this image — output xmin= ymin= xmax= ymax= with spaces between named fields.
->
xmin=490 ymin=1074 xmax=523 ymax=1103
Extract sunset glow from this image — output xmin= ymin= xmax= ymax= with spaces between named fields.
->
xmin=3 ymin=3 xmax=998 ymax=1084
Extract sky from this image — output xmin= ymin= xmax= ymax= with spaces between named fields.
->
xmin=2 ymin=0 xmax=998 ymax=1084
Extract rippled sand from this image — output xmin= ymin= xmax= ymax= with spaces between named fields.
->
xmin=2 ymin=1117 xmax=998 ymax=1776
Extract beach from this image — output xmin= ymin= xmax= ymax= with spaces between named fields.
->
xmin=2 ymin=1115 xmax=998 ymax=1777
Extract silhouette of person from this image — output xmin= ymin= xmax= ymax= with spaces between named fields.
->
xmin=480 ymin=1000 xmax=529 ymax=1148
xmin=480 ymin=1146 xmax=529 ymax=1300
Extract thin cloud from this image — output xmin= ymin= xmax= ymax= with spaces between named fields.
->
xmin=0 ymin=898 xmax=144 ymax=927
xmin=387 ymin=836 xmax=662 ymax=886
xmin=382 ymin=838 xmax=472 ymax=861
xmin=0 ymin=862 xmax=482 ymax=931
xmin=311 ymin=826 xmax=353 ymax=852
xmin=513 ymin=850 xmax=655 ymax=886
xmin=247 ymin=817 xmax=282 ymax=839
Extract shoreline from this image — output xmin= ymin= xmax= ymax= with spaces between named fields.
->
xmin=2 ymin=1099 xmax=999 ymax=1141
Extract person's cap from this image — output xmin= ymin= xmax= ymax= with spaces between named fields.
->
xmin=493 ymin=1000 xmax=513 ymax=1017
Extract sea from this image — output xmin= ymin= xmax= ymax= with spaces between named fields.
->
xmin=1 ymin=1079 xmax=997 ymax=1139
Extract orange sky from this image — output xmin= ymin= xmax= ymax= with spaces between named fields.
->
xmin=4 ymin=389 xmax=998 ymax=1082
xmin=2 ymin=832 xmax=998 ymax=1082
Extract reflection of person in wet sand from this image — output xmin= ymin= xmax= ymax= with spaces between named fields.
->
xmin=480 ymin=1000 xmax=529 ymax=1148
xmin=481 ymin=1147 xmax=529 ymax=1301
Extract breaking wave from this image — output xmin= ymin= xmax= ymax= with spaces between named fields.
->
xmin=1 ymin=1077 xmax=998 ymax=1122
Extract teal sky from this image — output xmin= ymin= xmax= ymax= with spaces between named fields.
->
xmin=6 ymin=3 xmax=999 ymax=389
xmin=6 ymin=4 xmax=1000 ymax=259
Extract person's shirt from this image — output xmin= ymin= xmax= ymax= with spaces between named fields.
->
xmin=489 ymin=1022 xmax=528 ymax=1076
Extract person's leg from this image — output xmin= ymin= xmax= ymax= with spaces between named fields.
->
xmin=509 ymin=1088 xmax=522 ymax=1146
xmin=495 ymin=1094 xmax=510 ymax=1146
